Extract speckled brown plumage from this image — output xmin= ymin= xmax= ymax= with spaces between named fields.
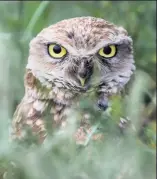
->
xmin=12 ymin=16 xmax=135 ymax=144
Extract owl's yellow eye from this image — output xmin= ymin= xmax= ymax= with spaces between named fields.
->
xmin=48 ymin=44 xmax=67 ymax=59
xmin=98 ymin=45 xmax=117 ymax=58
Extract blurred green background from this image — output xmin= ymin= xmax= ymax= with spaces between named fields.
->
xmin=0 ymin=1 xmax=156 ymax=179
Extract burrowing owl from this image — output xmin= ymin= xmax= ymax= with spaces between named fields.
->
xmin=12 ymin=17 xmax=135 ymax=144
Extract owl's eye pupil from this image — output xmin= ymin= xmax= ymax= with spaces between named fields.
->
xmin=53 ymin=45 xmax=62 ymax=54
xmin=103 ymin=46 xmax=112 ymax=54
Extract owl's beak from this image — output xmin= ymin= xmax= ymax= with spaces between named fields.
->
xmin=77 ymin=58 xmax=93 ymax=87
xmin=78 ymin=76 xmax=86 ymax=87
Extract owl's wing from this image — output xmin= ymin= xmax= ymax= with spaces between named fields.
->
xmin=11 ymin=70 xmax=53 ymax=144
xmin=11 ymin=95 xmax=52 ymax=144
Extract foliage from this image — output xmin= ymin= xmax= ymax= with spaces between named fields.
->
xmin=0 ymin=1 xmax=156 ymax=179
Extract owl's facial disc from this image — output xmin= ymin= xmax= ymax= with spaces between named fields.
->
xmin=28 ymin=17 xmax=135 ymax=95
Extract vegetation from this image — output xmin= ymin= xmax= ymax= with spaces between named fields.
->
xmin=0 ymin=1 xmax=156 ymax=179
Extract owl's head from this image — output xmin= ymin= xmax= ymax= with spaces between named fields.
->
xmin=27 ymin=17 xmax=135 ymax=95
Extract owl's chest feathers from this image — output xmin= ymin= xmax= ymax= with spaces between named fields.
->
xmin=14 ymin=76 xmax=95 ymax=142
xmin=22 ymin=70 xmax=81 ymax=127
